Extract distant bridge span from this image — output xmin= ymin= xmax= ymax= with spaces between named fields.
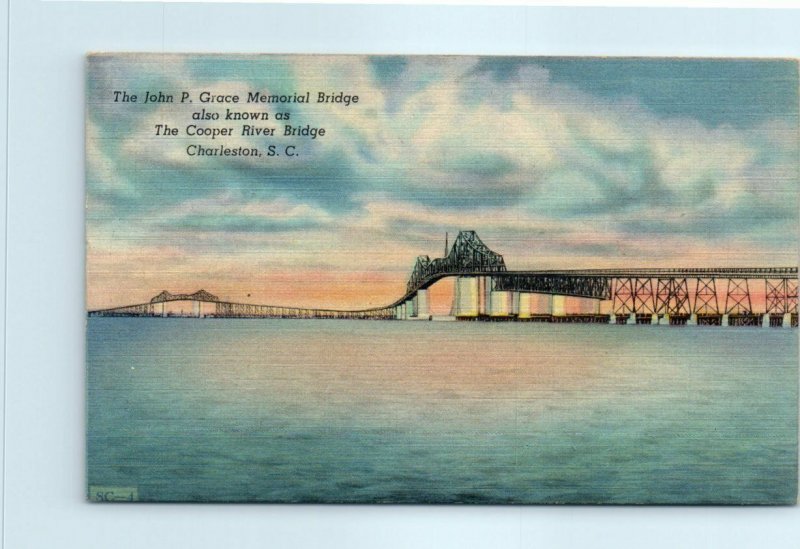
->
xmin=89 ymin=230 xmax=799 ymax=326
xmin=89 ymin=289 xmax=396 ymax=320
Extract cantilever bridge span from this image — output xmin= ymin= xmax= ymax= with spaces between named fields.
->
xmin=89 ymin=290 xmax=396 ymax=320
xmin=89 ymin=231 xmax=799 ymax=327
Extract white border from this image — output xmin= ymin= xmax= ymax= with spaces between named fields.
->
xmin=0 ymin=0 xmax=8 ymax=543
xmin=39 ymin=0 xmax=800 ymax=8
xmin=4 ymin=2 xmax=800 ymax=549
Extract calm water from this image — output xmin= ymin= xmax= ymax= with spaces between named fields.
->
xmin=87 ymin=318 xmax=798 ymax=504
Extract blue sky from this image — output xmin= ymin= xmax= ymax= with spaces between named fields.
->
xmin=86 ymin=54 xmax=799 ymax=308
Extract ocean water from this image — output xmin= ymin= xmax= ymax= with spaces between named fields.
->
xmin=86 ymin=318 xmax=798 ymax=504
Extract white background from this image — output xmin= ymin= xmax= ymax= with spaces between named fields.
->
xmin=3 ymin=1 xmax=800 ymax=548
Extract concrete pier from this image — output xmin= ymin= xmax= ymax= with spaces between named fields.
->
xmin=687 ymin=313 xmax=697 ymax=326
xmin=762 ymin=313 xmax=771 ymax=328
xmin=405 ymin=299 xmax=414 ymax=318
xmin=784 ymin=313 xmax=792 ymax=328
xmin=416 ymin=290 xmax=430 ymax=318
xmin=455 ymin=277 xmax=480 ymax=318
xmin=490 ymin=291 xmax=512 ymax=317
xmin=721 ymin=314 xmax=729 ymax=327
xmin=551 ymin=295 xmax=566 ymax=317
xmin=518 ymin=293 xmax=531 ymax=319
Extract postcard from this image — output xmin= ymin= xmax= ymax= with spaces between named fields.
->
xmin=86 ymin=54 xmax=798 ymax=503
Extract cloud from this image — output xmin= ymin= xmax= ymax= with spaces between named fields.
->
xmin=86 ymin=55 xmax=799 ymax=307
xmin=155 ymin=194 xmax=334 ymax=234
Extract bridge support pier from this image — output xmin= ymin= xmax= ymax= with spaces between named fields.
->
xmin=416 ymin=290 xmax=430 ymax=319
xmin=160 ymin=302 xmax=166 ymax=317
xmin=482 ymin=277 xmax=492 ymax=316
xmin=651 ymin=313 xmax=659 ymax=324
xmin=722 ymin=314 xmax=729 ymax=327
xmin=405 ymin=299 xmax=415 ymax=318
xmin=455 ymin=277 xmax=480 ymax=318
xmin=762 ymin=313 xmax=771 ymax=328
xmin=627 ymin=313 xmax=636 ymax=325
xmin=551 ymin=295 xmax=566 ymax=317
xmin=490 ymin=291 xmax=512 ymax=317
xmin=784 ymin=313 xmax=792 ymax=328
xmin=518 ymin=293 xmax=531 ymax=319
xmin=687 ymin=313 xmax=697 ymax=326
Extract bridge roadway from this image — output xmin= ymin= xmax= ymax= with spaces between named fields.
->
xmin=88 ymin=290 xmax=397 ymax=320
xmin=391 ymin=267 xmax=798 ymax=306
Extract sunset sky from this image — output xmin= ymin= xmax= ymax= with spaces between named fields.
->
xmin=86 ymin=55 xmax=798 ymax=310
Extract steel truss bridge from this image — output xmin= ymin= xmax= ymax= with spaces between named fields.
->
xmin=89 ymin=231 xmax=799 ymax=326
xmin=88 ymin=290 xmax=396 ymax=320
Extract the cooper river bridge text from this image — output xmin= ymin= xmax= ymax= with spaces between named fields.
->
xmin=89 ymin=231 xmax=799 ymax=327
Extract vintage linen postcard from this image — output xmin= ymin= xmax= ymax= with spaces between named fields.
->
xmin=86 ymin=54 xmax=798 ymax=504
